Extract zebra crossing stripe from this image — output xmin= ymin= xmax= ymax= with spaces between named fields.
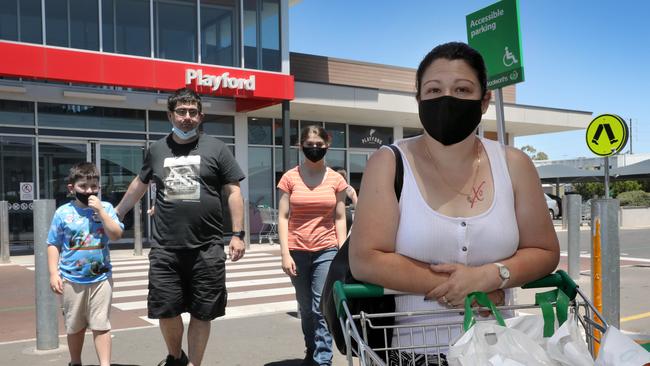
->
xmin=139 ymin=300 xmax=297 ymax=325
xmin=113 ymin=287 xmax=295 ymax=310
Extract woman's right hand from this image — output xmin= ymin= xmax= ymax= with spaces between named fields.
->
xmin=281 ymin=254 xmax=297 ymax=277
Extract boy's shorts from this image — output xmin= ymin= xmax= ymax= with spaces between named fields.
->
xmin=147 ymin=244 xmax=227 ymax=321
xmin=62 ymin=278 xmax=113 ymax=334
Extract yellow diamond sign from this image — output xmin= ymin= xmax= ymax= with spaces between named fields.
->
xmin=585 ymin=114 xmax=628 ymax=157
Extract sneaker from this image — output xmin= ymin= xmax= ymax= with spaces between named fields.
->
xmin=157 ymin=350 xmax=189 ymax=366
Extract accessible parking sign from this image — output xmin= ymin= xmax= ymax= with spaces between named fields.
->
xmin=467 ymin=0 xmax=524 ymax=89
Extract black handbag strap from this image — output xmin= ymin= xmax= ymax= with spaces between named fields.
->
xmin=386 ymin=144 xmax=404 ymax=200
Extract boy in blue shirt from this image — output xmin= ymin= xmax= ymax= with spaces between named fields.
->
xmin=47 ymin=162 xmax=124 ymax=366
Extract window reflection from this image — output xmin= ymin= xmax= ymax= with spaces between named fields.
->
xmin=248 ymin=117 xmax=273 ymax=145
xmin=102 ymin=0 xmax=151 ymax=57
xmin=201 ymin=0 xmax=238 ymax=66
xmin=45 ymin=0 xmax=99 ymax=50
xmin=243 ymin=0 xmax=257 ymax=69
xmin=154 ymin=0 xmax=197 ymax=62
xmin=0 ymin=100 xmax=34 ymax=126
xmin=38 ymin=103 xmax=145 ymax=131
xmin=260 ymin=0 xmax=280 ymax=71
xmin=0 ymin=136 xmax=36 ymax=244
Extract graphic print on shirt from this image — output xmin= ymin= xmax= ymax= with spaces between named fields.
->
xmin=163 ymin=155 xmax=201 ymax=200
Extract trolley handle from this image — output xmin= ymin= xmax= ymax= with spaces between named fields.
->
xmin=522 ymin=270 xmax=578 ymax=301
xmin=333 ymin=270 xmax=578 ymax=317
xmin=333 ymin=281 xmax=390 ymax=318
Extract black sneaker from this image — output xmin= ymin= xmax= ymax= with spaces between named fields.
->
xmin=157 ymin=350 xmax=189 ymax=366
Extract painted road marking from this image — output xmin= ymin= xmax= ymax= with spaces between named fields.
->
xmin=621 ymin=312 xmax=650 ymax=323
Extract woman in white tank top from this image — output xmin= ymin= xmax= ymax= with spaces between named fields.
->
xmin=349 ymin=42 xmax=559 ymax=364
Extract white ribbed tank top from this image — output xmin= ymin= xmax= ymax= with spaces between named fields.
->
xmin=387 ymin=137 xmax=520 ymax=351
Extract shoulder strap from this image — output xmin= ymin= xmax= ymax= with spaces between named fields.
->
xmin=386 ymin=145 xmax=404 ymax=201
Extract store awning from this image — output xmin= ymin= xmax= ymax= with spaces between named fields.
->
xmin=536 ymin=164 xmax=601 ymax=184
xmin=611 ymin=159 xmax=650 ymax=179
xmin=0 ymin=40 xmax=294 ymax=112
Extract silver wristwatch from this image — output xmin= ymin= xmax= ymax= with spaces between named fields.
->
xmin=494 ymin=262 xmax=511 ymax=289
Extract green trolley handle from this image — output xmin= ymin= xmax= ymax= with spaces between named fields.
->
xmin=333 ymin=270 xmax=578 ymax=319
xmin=522 ymin=270 xmax=579 ymax=301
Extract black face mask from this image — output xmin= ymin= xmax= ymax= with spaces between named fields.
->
xmin=418 ymin=96 xmax=483 ymax=146
xmin=302 ymin=147 xmax=327 ymax=163
xmin=75 ymin=191 xmax=95 ymax=206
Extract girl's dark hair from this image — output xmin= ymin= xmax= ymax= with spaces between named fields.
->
xmin=415 ymin=42 xmax=487 ymax=100
xmin=299 ymin=125 xmax=330 ymax=145
xmin=68 ymin=162 xmax=100 ymax=184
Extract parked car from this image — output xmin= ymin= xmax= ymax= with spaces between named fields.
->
xmin=546 ymin=193 xmax=562 ymax=218
xmin=545 ymin=193 xmax=559 ymax=219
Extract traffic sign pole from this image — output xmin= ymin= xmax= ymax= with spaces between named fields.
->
xmin=467 ymin=0 xmax=524 ymax=145
xmin=494 ymin=88 xmax=506 ymax=145
xmin=604 ymin=156 xmax=610 ymax=198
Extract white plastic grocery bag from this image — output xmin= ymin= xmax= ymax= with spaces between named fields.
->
xmin=595 ymin=325 xmax=650 ymax=366
xmin=546 ymin=312 xmax=594 ymax=366
xmin=447 ymin=321 xmax=559 ymax=366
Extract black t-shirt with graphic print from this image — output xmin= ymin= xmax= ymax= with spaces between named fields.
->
xmin=139 ymin=133 xmax=245 ymax=249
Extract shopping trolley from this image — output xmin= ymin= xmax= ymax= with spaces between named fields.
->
xmin=333 ymin=270 xmax=608 ymax=366
xmin=257 ymin=205 xmax=278 ymax=244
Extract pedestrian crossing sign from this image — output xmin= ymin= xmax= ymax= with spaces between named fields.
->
xmin=586 ymin=114 xmax=628 ymax=157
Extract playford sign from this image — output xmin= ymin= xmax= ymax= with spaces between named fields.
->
xmin=185 ymin=69 xmax=256 ymax=91
xmin=0 ymin=40 xmax=293 ymax=112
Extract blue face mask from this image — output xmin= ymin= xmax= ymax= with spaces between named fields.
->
xmin=172 ymin=126 xmax=198 ymax=140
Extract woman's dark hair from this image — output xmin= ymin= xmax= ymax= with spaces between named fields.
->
xmin=299 ymin=125 xmax=330 ymax=145
xmin=415 ymin=42 xmax=487 ymax=100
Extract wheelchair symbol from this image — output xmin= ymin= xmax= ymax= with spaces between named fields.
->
xmin=503 ymin=47 xmax=518 ymax=67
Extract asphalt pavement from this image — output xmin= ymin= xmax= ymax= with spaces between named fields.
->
xmin=1 ymin=225 xmax=648 ymax=365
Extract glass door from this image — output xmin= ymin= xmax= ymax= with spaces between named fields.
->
xmin=38 ymin=139 xmax=91 ymax=207
xmin=349 ymin=151 xmax=372 ymax=195
xmin=96 ymin=142 xmax=146 ymax=243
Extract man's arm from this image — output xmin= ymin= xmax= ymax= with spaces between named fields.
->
xmin=224 ymin=182 xmax=245 ymax=261
xmin=115 ymin=176 xmax=149 ymax=220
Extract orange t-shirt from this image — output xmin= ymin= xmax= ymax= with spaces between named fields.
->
xmin=277 ymin=166 xmax=348 ymax=252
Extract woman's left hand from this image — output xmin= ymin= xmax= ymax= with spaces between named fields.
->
xmin=425 ymin=263 xmax=496 ymax=307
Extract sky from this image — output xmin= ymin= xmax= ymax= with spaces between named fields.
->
xmin=288 ymin=1 xmax=650 ymax=160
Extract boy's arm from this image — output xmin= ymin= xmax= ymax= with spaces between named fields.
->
xmin=47 ymin=245 xmax=63 ymax=294
xmin=88 ymin=196 xmax=124 ymax=241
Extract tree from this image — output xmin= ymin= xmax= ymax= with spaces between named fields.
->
xmin=572 ymin=180 xmax=644 ymax=199
xmin=520 ymin=145 xmax=549 ymax=160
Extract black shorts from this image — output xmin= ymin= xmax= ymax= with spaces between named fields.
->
xmin=147 ymin=244 xmax=227 ymax=321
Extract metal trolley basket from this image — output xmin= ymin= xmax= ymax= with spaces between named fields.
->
xmin=333 ymin=270 xmax=608 ymax=366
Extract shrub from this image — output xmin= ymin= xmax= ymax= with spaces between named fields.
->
xmin=617 ymin=190 xmax=650 ymax=207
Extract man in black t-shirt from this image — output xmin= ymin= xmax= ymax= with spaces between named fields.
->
xmin=116 ymin=88 xmax=245 ymax=366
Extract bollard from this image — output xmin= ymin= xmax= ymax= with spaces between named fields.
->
xmin=591 ymin=199 xmax=620 ymax=329
xmin=566 ymin=195 xmax=582 ymax=280
xmin=133 ymin=201 xmax=143 ymax=256
xmin=561 ymin=198 xmax=568 ymax=230
xmin=243 ymin=199 xmax=250 ymax=250
xmin=1 ymin=201 xmax=9 ymax=263
xmin=33 ymin=199 xmax=59 ymax=350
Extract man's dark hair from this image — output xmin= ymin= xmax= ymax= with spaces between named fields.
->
xmin=68 ymin=162 xmax=100 ymax=184
xmin=415 ymin=42 xmax=487 ymax=101
xmin=167 ymin=88 xmax=202 ymax=113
